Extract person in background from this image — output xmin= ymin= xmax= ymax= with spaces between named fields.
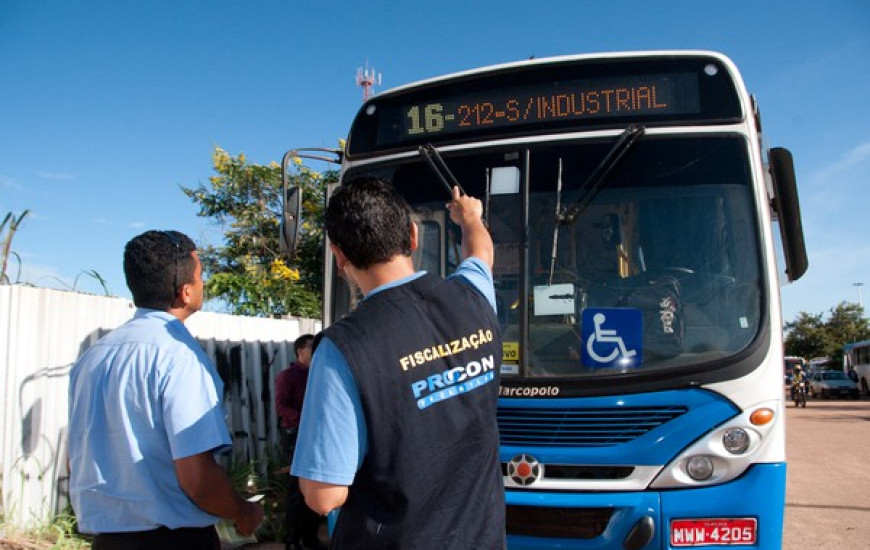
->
xmin=292 ymin=178 xmax=506 ymax=549
xmin=275 ymin=333 xmax=323 ymax=550
xmin=791 ymin=364 xmax=807 ymax=401
xmin=67 ymin=230 xmax=263 ymax=550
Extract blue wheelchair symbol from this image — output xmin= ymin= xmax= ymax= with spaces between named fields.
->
xmin=581 ymin=308 xmax=643 ymax=368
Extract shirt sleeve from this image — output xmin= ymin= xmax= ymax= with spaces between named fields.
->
xmin=161 ymin=346 xmax=231 ymax=459
xmin=449 ymin=256 xmax=497 ymax=312
xmin=291 ymin=337 xmax=367 ymax=485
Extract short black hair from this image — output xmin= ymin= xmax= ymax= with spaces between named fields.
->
xmin=124 ymin=230 xmax=196 ymax=310
xmin=294 ymin=333 xmax=315 ymax=354
xmin=324 ymin=177 xmax=412 ymax=269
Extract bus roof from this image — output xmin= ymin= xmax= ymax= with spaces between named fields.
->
xmin=844 ymin=340 xmax=870 ymax=352
xmin=372 ymin=50 xmax=738 ymax=100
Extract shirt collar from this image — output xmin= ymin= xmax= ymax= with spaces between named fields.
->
xmin=133 ymin=308 xmax=178 ymax=323
xmin=365 ymin=271 xmax=427 ymax=300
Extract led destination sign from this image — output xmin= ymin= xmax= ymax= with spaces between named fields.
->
xmin=401 ymin=74 xmax=700 ymax=140
xmin=349 ymin=58 xmax=742 ymax=156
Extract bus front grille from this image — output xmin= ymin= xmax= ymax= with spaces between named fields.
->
xmin=506 ymin=505 xmax=611 ymax=538
xmin=497 ymin=405 xmax=687 ymax=447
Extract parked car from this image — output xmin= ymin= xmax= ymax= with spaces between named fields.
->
xmin=809 ymin=371 xmax=860 ymax=399
xmin=808 ymin=356 xmax=832 ymax=371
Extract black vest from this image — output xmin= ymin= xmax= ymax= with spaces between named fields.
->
xmin=326 ymin=273 xmax=505 ymax=549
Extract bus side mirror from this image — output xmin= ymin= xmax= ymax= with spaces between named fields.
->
xmin=278 ymin=147 xmax=340 ymax=257
xmin=280 ymin=186 xmax=302 ymax=256
xmin=770 ymin=147 xmax=808 ymax=282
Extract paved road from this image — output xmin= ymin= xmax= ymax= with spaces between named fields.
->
xmin=783 ymin=398 xmax=870 ymax=550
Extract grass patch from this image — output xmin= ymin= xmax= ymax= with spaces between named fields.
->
xmin=0 ymin=507 xmax=92 ymax=549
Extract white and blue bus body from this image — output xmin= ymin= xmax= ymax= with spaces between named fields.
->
xmin=289 ymin=51 xmax=808 ymax=549
xmin=843 ymin=341 xmax=870 ymax=395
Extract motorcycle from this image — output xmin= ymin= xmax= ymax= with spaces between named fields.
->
xmin=791 ymin=379 xmax=808 ymax=408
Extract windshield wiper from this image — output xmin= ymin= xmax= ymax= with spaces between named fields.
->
xmin=419 ymin=143 xmax=467 ymax=197
xmin=558 ymin=124 xmax=645 ymax=225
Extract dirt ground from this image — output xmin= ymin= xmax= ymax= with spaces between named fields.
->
xmin=782 ymin=398 xmax=870 ymax=550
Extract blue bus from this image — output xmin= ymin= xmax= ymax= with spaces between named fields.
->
xmin=284 ymin=51 xmax=808 ymax=549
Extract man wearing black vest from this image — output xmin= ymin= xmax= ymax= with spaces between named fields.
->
xmin=291 ymin=177 xmax=505 ymax=549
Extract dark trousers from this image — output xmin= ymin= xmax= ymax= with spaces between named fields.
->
xmin=92 ymin=525 xmax=220 ymax=550
xmin=283 ymin=429 xmax=322 ymax=547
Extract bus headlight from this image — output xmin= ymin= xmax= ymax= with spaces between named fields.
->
xmin=650 ymin=401 xmax=780 ymax=489
xmin=685 ymin=456 xmax=714 ymax=481
xmin=722 ymin=428 xmax=751 ymax=454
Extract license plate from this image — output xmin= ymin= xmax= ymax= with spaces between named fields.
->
xmin=670 ymin=518 xmax=757 ymax=546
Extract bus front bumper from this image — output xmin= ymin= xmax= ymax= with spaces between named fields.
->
xmin=505 ymin=462 xmax=785 ymax=550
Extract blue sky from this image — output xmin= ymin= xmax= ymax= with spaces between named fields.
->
xmin=1 ymin=0 xmax=868 ymax=323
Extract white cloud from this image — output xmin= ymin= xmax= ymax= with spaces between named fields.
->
xmin=0 ymin=174 xmax=23 ymax=190
xmin=780 ymin=141 xmax=870 ymax=320
xmin=842 ymin=142 xmax=870 ymax=165
xmin=807 ymin=141 xmax=870 ymax=185
xmin=128 ymin=221 xmax=146 ymax=228
xmin=36 ymin=171 xmax=76 ymax=181
xmin=781 ymin=225 xmax=870 ymax=321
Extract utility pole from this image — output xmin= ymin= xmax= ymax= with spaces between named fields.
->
xmin=854 ymin=282 xmax=864 ymax=308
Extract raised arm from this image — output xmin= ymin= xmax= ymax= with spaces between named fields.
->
xmin=446 ymin=186 xmax=494 ymax=270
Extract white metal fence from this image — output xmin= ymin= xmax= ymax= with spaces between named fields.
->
xmin=0 ymin=284 xmax=320 ymax=528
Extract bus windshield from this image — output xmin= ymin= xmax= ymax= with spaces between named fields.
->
xmin=344 ymin=133 xmax=763 ymax=380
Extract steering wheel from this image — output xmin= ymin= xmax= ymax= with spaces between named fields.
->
xmin=657 ymin=267 xmax=695 ymax=275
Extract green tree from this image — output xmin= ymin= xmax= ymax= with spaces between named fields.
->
xmin=182 ymin=147 xmax=335 ymax=318
xmin=784 ymin=311 xmax=828 ymax=360
xmin=784 ymin=302 xmax=870 ymax=365
xmin=824 ymin=302 xmax=870 ymax=365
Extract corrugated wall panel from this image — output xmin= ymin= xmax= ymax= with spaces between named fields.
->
xmin=1 ymin=286 xmax=135 ymax=527
xmin=0 ymin=285 xmax=321 ymax=528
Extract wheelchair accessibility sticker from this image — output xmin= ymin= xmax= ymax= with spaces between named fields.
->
xmin=581 ymin=308 xmax=642 ymax=368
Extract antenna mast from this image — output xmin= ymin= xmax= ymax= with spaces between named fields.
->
xmin=356 ymin=63 xmax=382 ymax=101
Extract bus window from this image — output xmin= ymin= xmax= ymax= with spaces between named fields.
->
xmin=411 ymin=211 xmax=446 ymax=278
xmin=524 ymin=136 xmax=761 ymax=376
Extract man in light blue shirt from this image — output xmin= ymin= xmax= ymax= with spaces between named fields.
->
xmin=68 ymin=231 xmax=263 ymax=549
xmin=291 ymin=180 xmax=505 ymax=548
xmin=291 ymin=257 xmax=496 ymax=486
